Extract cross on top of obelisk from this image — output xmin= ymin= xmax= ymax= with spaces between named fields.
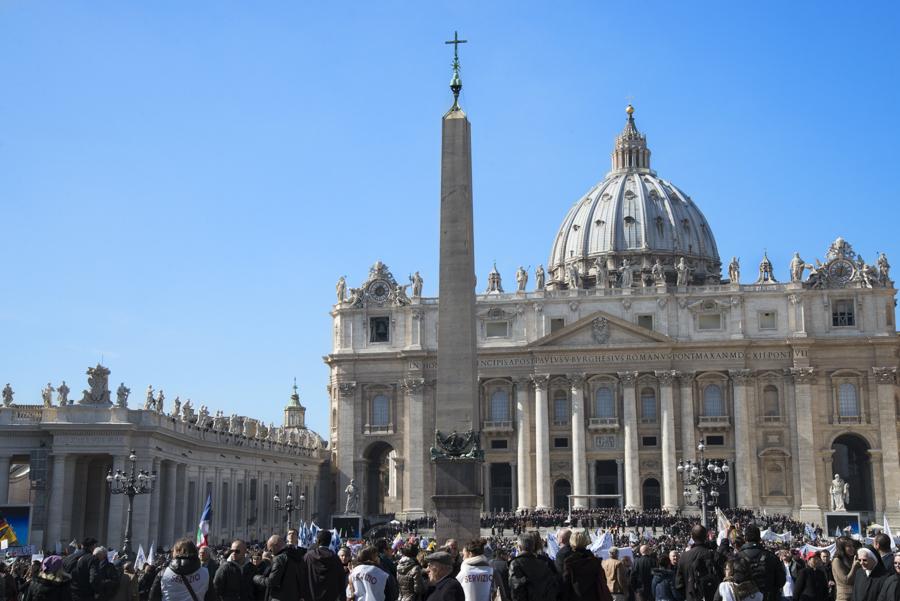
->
xmin=445 ymin=31 xmax=467 ymax=110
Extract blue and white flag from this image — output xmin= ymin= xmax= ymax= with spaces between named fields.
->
xmin=885 ymin=514 xmax=898 ymax=551
xmin=148 ymin=542 xmax=156 ymax=564
xmin=804 ymin=523 xmax=818 ymax=542
xmin=135 ymin=545 xmax=147 ymax=571
xmin=329 ymin=529 xmax=341 ymax=553
xmin=545 ymin=532 xmax=559 ymax=560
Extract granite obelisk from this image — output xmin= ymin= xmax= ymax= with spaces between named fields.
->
xmin=431 ymin=32 xmax=483 ymax=544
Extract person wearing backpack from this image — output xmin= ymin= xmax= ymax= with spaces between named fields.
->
xmin=675 ymin=525 xmax=723 ymax=601
xmin=736 ymin=525 xmax=783 ymax=601
xmin=508 ymin=534 xmax=556 ymax=601
xmin=712 ymin=557 xmax=761 ymax=601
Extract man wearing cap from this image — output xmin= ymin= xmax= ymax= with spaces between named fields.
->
xmin=424 ymin=551 xmax=464 ymax=601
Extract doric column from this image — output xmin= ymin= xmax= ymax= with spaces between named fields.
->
xmin=106 ymin=456 xmax=126 ymax=551
xmin=514 ymin=378 xmax=532 ymax=511
xmin=401 ymin=378 xmax=425 ymax=516
xmin=657 ymin=370 xmax=679 ymax=511
xmin=730 ymin=369 xmax=756 ymax=507
xmin=337 ymin=381 xmax=357 ymax=504
xmin=620 ymin=371 xmax=641 ymax=510
xmin=163 ymin=461 xmax=178 ymax=545
xmin=568 ymin=374 xmax=588 ymax=508
xmin=532 ymin=375 xmax=551 ymax=509
xmin=679 ymin=372 xmax=697 ymax=461
xmin=0 ymin=455 xmax=10 ymax=505
xmin=147 ymin=458 xmax=161 ymax=547
xmin=873 ymin=367 xmax=900 ymax=518
xmin=790 ymin=367 xmax=820 ymax=521
xmin=46 ymin=453 xmax=70 ymax=548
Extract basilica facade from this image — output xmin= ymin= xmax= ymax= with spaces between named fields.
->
xmin=326 ymin=107 xmax=899 ymax=526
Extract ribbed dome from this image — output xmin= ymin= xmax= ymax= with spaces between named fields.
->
xmin=548 ymin=107 xmax=721 ymax=287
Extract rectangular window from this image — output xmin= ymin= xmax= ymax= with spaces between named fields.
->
xmin=698 ymin=314 xmax=722 ymax=330
xmin=758 ymin=311 xmax=777 ymax=330
xmin=486 ymin=321 xmax=510 ymax=338
xmin=637 ymin=314 xmax=654 ymax=330
xmin=550 ymin=318 xmax=566 ymax=333
xmin=369 ymin=316 xmax=390 ymax=342
xmin=553 ymin=437 xmax=569 ymax=449
xmin=641 ymin=436 xmax=657 ymax=447
xmin=490 ymin=439 xmax=509 ymax=449
xmin=706 ymin=435 xmax=725 ymax=446
xmin=832 ymin=300 xmax=855 ymax=327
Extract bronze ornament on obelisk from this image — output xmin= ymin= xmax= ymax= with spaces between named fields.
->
xmin=430 ymin=31 xmax=484 ymax=544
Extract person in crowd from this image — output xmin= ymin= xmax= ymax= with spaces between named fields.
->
xmin=252 ymin=535 xmax=310 ymax=601
xmin=554 ymin=529 xmax=572 ymax=576
xmin=852 ymin=548 xmax=888 ymax=601
xmin=347 ymin=546 xmax=397 ymax=601
xmin=670 ymin=550 xmax=681 ymax=568
xmin=876 ymin=554 xmax=900 ymax=601
xmin=110 ymin=559 xmax=139 ymax=601
xmin=150 ymin=539 xmax=215 ymax=601
xmin=376 ymin=539 xmax=398 ymax=580
xmin=456 ymin=539 xmax=493 ymax=601
xmin=832 ymin=537 xmax=860 ymax=601
xmin=875 ymin=535 xmax=895 ymax=573
xmin=443 ymin=541 xmax=461 ymax=579
xmin=489 ymin=549 xmax=510 ymax=601
xmin=199 ymin=546 xmax=219 ymax=585
xmin=603 ymin=547 xmax=629 ymax=601
xmin=650 ymin=555 xmax=681 ymax=601
xmin=561 ymin=529 xmax=610 ymax=601
xmin=424 ymin=551 xmax=463 ymax=601
xmin=714 ymin=557 xmax=761 ymax=601
xmin=214 ymin=540 xmax=254 ymax=601
xmin=71 ymin=539 xmax=100 ymax=601
xmin=776 ymin=550 xmax=795 ymax=601
xmin=337 ymin=548 xmax=353 ymax=579
xmin=676 ymin=525 xmax=722 ymax=601
xmin=137 ymin=563 xmax=158 ymax=601
xmin=64 ymin=539 xmax=97 ymax=579
xmin=304 ymin=530 xmax=345 ymax=601
xmin=508 ymin=533 xmax=556 ymax=601
xmin=792 ymin=555 xmax=827 ymax=601
xmin=631 ymin=544 xmax=655 ymax=601
xmin=737 ymin=525 xmax=784 ymax=601
xmin=818 ymin=550 xmax=835 ymax=601
xmin=396 ymin=540 xmax=427 ymax=601
xmin=286 ymin=530 xmax=299 ymax=549
xmin=22 ymin=556 xmax=70 ymax=601
xmin=89 ymin=547 xmax=120 ymax=601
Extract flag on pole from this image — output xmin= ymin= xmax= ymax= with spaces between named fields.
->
xmin=545 ymin=532 xmax=559 ymax=560
xmin=196 ymin=494 xmax=213 ymax=548
xmin=148 ymin=542 xmax=156 ymax=565
xmin=135 ymin=545 xmax=147 ymax=571
xmin=885 ymin=514 xmax=898 ymax=551
xmin=329 ymin=529 xmax=341 ymax=553
xmin=715 ymin=507 xmax=731 ymax=545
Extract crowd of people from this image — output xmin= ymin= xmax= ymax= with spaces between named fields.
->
xmin=1 ymin=511 xmax=898 ymax=601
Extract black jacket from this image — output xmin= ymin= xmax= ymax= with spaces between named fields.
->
xmin=396 ymin=556 xmax=426 ymax=601
xmin=63 ymin=552 xmax=87 ymax=579
xmin=424 ymin=576 xmax=463 ymax=601
xmin=853 ymin=560 xmax=889 ymax=601
xmin=252 ymin=547 xmax=310 ymax=601
xmin=303 ymin=547 xmax=344 ymax=601
xmin=877 ymin=573 xmax=900 ymax=601
xmin=562 ymin=548 xmax=610 ymax=601
xmin=489 ymin=559 xmax=510 ymax=601
xmin=89 ymin=561 xmax=121 ymax=601
xmin=23 ymin=573 xmax=73 ymax=601
xmin=651 ymin=568 xmax=682 ymax=601
xmin=554 ymin=546 xmax=572 ymax=576
xmin=675 ymin=543 xmax=721 ymax=601
xmin=737 ymin=543 xmax=784 ymax=601
xmin=213 ymin=561 xmax=254 ymax=601
xmin=71 ymin=553 xmax=99 ymax=601
xmin=884 ymin=554 xmax=897 ymax=574
xmin=793 ymin=566 xmax=828 ymax=601
xmin=630 ymin=553 xmax=656 ymax=599
xmin=509 ymin=553 xmax=555 ymax=601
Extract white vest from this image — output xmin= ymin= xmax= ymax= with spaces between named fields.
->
xmin=348 ymin=564 xmax=389 ymax=601
xmin=457 ymin=558 xmax=493 ymax=601
xmin=160 ymin=566 xmax=209 ymax=601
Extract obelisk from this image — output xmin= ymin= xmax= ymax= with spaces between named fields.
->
xmin=431 ymin=32 xmax=483 ymax=544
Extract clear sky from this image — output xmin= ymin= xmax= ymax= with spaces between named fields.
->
xmin=2 ymin=2 xmax=898 ymax=437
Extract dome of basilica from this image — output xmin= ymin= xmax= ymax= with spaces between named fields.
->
xmin=547 ymin=106 xmax=721 ymax=288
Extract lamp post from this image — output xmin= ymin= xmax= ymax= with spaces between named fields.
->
xmin=273 ymin=479 xmax=306 ymax=533
xmin=676 ymin=440 xmax=729 ymax=529
xmin=107 ymin=450 xmax=156 ymax=559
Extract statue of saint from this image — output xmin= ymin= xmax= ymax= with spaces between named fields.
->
xmin=181 ymin=399 xmax=194 ymax=422
xmin=676 ymin=257 xmax=691 ymax=286
xmin=595 ymin=260 xmax=608 ymax=289
xmin=878 ymin=252 xmax=891 ymax=286
xmin=789 ymin=252 xmax=805 ymax=283
xmin=336 ymin=276 xmax=347 ymax=303
xmin=198 ymin=405 xmax=209 ymax=428
xmin=345 ymin=478 xmax=360 ymax=514
xmin=567 ymin=263 xmax=579 ymax=289
xmin=728 ymin=257 xmax=740 ymax=284
xmin=410 ymin=271 xmax=423 ymax=298
xmin=172 ymin=396 xmax=181 ymax=419
xmin=2 ymin=384 xmax=13 ymax=407
xmin=116 ymin=383 xmax=130 ymax=408
xmin=156 ymin=390 xmax=165 ymax=414
xmin=515 ymin=266 xmax=528 ymax=292
xmin=57 ymin=381 xmax=70 ymax=406
xmin=830 ymin=474 xmax=850 ymax=511
xmin=144 ymin=385 xmax=155 ymax=410
xmin=534 ymin=265 xmax=545 ymax=291
xmin=42 ymin=382 xmax=55 ymax=407
xmin=393 ymin=283 xmax=411 ymax=305
xmin=619 ymin=258 xmax=633 ymax=288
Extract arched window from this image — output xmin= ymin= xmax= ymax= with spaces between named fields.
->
xmin=553 ymin=389 xmax=569 ymax=423
xmin=763 ymin=385 xmax=779 ymax=417
xmin=640 ymin=387 xmax=657 ymax=421
xmin=595 ymin=386 xmax=615 ymax=418
xmin=838 ymin=383 xmax=859 ymax=417
xmin=490 ymin=390 xmax=509 ymax=422
xmin=702 ymin=384 xmax=724 ymax=416
xmin=372 ymin=394 xmax=390 ymax=426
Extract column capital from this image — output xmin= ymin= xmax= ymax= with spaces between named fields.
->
xmin=655 ymin=370 xmax=680 ymax=385
xmin=729 ymin=369 xmax=754 ymax=385
xmin=679 ymin=371 xmax=697 ymax=383
xmin=873 ymin=367 xmax=898 ymax=385
xmin=566 ymin=374 xmax=586 ymax=390
xmin=337 ymin=381 xmax=357 ymax=398
xmin=400 ymin=378 xmax=425 ymax=394
xmin=789 ymin=367 xmax=816 ymax=384
xmin=617 ymin=371 xmax=638 ymax=385
xmin=530 ymin=374 xmax=549 ymax=390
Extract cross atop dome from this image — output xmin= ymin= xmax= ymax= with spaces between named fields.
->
xmin=612 ymin=104 xmax=652 ymax=173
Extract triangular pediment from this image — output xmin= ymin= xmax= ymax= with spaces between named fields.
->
xmin=530 ymin=309 xmax=673 ymax=348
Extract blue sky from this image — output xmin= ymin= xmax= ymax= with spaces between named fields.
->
xmin=2 ymin=2 xmax=898 ymax=437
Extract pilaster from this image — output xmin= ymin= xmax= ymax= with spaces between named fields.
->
xmin=790 ymin=367 xmax=821 ymax=521
xmin=337 ymin=381 xmax=357 ymax=498
xmin=730 ymin=369 xmax=756 ymax=507
xmin=873 ymin=368 xmax=900 ymax=519
xmin=679 ymin=372 xmax=697 ymax=462
xmin=401 ymin=377 xmax=426 ymax=516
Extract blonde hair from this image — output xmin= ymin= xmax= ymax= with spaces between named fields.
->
xmin=571 ymin=529 xmax=591 ymax=550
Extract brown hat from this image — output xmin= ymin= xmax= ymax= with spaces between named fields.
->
xmin=425 ymin=551 xmax=454 ymax=566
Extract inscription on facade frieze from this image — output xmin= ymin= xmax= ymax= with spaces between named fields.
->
xmin=55 ymin=434 xmax=125 ymax=445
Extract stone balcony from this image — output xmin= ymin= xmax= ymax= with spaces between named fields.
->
xmin=588 ymin=417 xmax=620 ymax=431
xmin=363 ymin=424 xmax=394 ymax=436
xmin=698 ymin=415 xmax=731 ymax=430
xmin=482 ymin=420 xmax=514 ymax=433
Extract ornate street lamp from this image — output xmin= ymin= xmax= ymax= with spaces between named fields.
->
xmin=676 ymin=440 xmax=729 ymax=529
xmin=107 ymin=450 xmax=156 ymax=559
xmin=274 ymin=479 xmax=305 ymax=533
